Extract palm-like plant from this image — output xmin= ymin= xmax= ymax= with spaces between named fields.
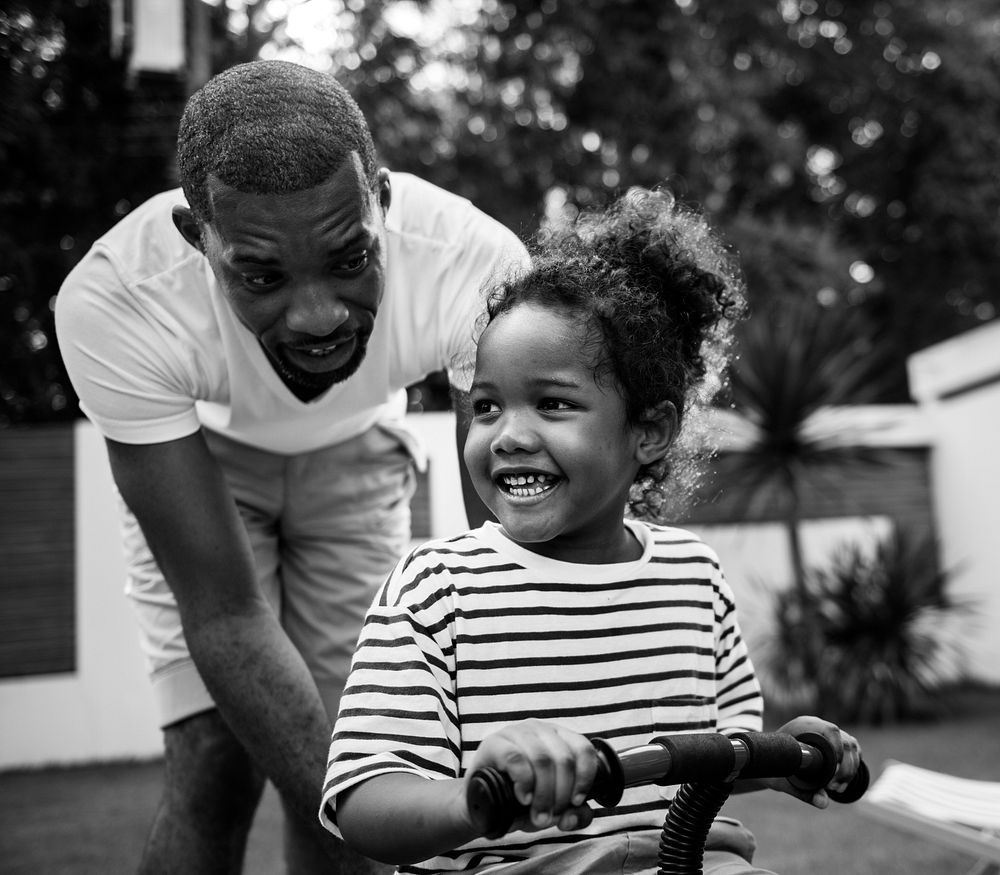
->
xmin=758 ymin=529 xmax=967 ymax=724
xmin=715 ymin=295 xmax=896 ymax=603
xmin=710 ymin=294 xmax=898 ymax=684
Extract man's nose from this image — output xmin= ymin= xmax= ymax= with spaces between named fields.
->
xmin=285 ymin=283 xmax=350 ymax=336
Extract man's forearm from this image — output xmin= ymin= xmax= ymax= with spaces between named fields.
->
xmin=185 ymin=605 xmax=334 ymax=830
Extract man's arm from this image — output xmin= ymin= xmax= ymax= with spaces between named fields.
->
xmin=105 ymin=431 xmax=339 ymax=841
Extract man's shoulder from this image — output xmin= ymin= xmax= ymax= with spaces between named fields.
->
xmin=386 ymin=172 xmax=521 ymax=249
xmin=91 ymin=188 xmax=201 ymax=285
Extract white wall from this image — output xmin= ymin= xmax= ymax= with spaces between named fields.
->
xmin=0 ymin=422 xmax=161 ymax=769
xmin=909 ymin=320 xmax=1000 ymax=684
xmin=3 ymin=381 xmax=998 ymax=768
xmin=0 ymin=414 xmax=467 ymax=770
xmin=688 ymin=516 xmax=895 ymax=655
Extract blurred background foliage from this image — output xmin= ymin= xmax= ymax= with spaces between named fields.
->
xmin=2 ymin=0 xmax=1000 ymax=424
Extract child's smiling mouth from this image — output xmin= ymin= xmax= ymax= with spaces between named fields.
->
xmin=496 ymin=472 xmax=560 ymax=498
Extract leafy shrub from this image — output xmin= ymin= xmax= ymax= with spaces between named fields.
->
xmin=756 ymin=527 xmax=969 ymax=725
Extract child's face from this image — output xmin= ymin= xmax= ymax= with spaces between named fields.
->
xmin=465 ymin=302 xmax=647 ymax=563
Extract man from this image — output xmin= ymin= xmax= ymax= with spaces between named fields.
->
xmin=55 ymin=59 xmax=527 ymax=874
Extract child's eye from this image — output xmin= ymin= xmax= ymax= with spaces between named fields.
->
xmin=539 ymin=398 xmax=574 ymax=412
xmin=472 ymin=398 xmax=499 ymax=417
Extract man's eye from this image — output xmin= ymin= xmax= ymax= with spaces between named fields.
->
xmin=336 ymin=251 xmax=369 ymax=273
xmin=243 ymin=272 xmax=280 ymax=290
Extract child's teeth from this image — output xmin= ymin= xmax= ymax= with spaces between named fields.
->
xmin=502 ymin=473 xmax=554 ymax=496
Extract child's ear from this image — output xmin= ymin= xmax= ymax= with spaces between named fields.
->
xmin=635 ymin=401 xmax=677 ymax=466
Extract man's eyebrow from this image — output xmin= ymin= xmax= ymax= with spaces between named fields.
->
xmin=226 ymin=231 xmax=374 ymax=266
xmin=228 ymin=253 xmax=279 ymax=266
xmin=319 ymin=225 xmax=375 ymax=253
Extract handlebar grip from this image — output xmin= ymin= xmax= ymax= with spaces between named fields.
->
xmin=467 ymin=739 xmax=621 ymax=839
xmin=827 ymin=758 xmax=870 ymax=803
xmin=467 ymin=766 xmax=519 ymax=839
xmin=788 ymin=731 xmax=869 ymax=803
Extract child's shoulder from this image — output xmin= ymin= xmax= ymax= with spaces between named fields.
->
xmin=630 ymin=519 xmax=724 ymax=567
xmin=389 ymin=526 xmax=509 ymax=583
xmin=376 ymin=527 xmax=511 ymax=611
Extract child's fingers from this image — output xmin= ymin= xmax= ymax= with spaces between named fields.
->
xmin=541 ymin=727 xmax=598 ymax=827
xmin=556 ymin=802 xmax=595 ymax=832
xmin=829 ymin=730 xmax=862 ymax=792
xmin=520 ymin=724 xmax=593 ymax=828
xmin=476 ymin=720 xmax=598 ymax=830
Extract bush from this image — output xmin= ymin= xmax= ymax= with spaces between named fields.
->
xmin=756 ymin=528 xmax=969 ymax=725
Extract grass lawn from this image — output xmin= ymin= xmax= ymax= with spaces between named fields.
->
xmin=2 ymin=685 xmax=999 ymax=874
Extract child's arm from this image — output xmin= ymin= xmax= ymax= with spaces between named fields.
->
xmin=732 ymin=715 xmax=863 ymax=808
xmin=336 ymin=719 xmax=599 ymax=864
xmin=337 ymin=772 xmax=474 ymax=864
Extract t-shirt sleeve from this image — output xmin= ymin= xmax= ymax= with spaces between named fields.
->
xmin=319 ymin=551 xmax=461 ymax=837
xmin=438 ymin=210 xmax=531 ymax=394
xmin=55 ymin=244 xmax=203 ymax=444
xmin=711 ymin=562 xmax=765 ymax=734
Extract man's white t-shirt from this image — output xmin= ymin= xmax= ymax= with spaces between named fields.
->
xmin=56 ymin=173 xmax=528 ymax=460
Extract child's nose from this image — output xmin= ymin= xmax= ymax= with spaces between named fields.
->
xmin=491 ymin=413 xmax=539 ymax=455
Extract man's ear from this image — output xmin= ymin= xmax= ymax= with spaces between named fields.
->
xmin=376 ymin=167 xmax=391 ymax=217
xmin=171 ymin=206 xmax=204 ymax=253
xmin=635 ymin=401 xmax=678 ymax=466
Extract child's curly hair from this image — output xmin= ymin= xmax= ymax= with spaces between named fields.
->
xmin=483 ymin=186 xmax=746 ymax=520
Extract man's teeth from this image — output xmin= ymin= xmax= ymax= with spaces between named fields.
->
xmin=305 ymin=345 xmax=337 ymax=357
xmin=500 ymin=473 xmax=556 ymax=496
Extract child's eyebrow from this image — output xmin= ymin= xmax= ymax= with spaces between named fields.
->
xmin=535 ymin=376 xmax=584 ymax=390
xmin=471 ymin=375 xmax=584 ymax=390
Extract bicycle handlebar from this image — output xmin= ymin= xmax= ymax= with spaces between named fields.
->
xmin=467 ymin=730 xmax=870 ymax=840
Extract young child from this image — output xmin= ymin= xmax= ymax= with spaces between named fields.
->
xmin=319 ymin=187 xmax=862 ymax=874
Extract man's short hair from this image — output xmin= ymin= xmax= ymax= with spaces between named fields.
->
xmin=177 ymin=60 xmax=378 ymax=222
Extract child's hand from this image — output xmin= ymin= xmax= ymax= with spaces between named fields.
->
xmin=772 ymin=715 xmax=863 ymax=809
xmin=466 ymin=719 xmax=599 ymax=834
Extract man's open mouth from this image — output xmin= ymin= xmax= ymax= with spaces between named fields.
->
xmin=302 ymin=343 xmax=343 ymax=357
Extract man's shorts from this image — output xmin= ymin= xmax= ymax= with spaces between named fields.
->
xmin=119 ymin=424 xmax=416 ymax=728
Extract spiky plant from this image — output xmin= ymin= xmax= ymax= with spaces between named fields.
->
xmin=716 ymin=295 xmax=896 ymax=597
xmin=756 ymin=528 xmax=968 ymax=724
xmin=815 ymin=529 xmax=967 ymax=723
xmin=706 ymin=295 xmax=899 ymax=682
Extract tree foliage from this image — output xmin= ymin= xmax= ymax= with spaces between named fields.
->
xmin=3 ymin=0 xmax=999 ymax=423
xmin=1 ymin=0 xmax=182 ymax=424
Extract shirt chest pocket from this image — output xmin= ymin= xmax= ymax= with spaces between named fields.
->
xmin=649 ymin=693 xmax=716 ymax=736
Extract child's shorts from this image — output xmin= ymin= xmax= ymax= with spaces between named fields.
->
xmin=474 ymin=828 xmax=776 ymax=874
xmin=118 ymin=423 xmax=416 ymax=728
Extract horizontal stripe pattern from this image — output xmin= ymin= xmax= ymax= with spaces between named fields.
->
xmin=322 ymin=520 xmax=762 ymax=873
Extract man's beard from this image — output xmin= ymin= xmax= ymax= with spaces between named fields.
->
xmin=267 ymin=333 xmax=370 ymax=397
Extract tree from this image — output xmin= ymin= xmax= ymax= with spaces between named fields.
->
xmin=354 ymin=0 xmax=1000 ymax=394
xmin=5 ymin=0 xmax=999 ymax=422
xmin=1 ymin=0 xmax=184 ymax=425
